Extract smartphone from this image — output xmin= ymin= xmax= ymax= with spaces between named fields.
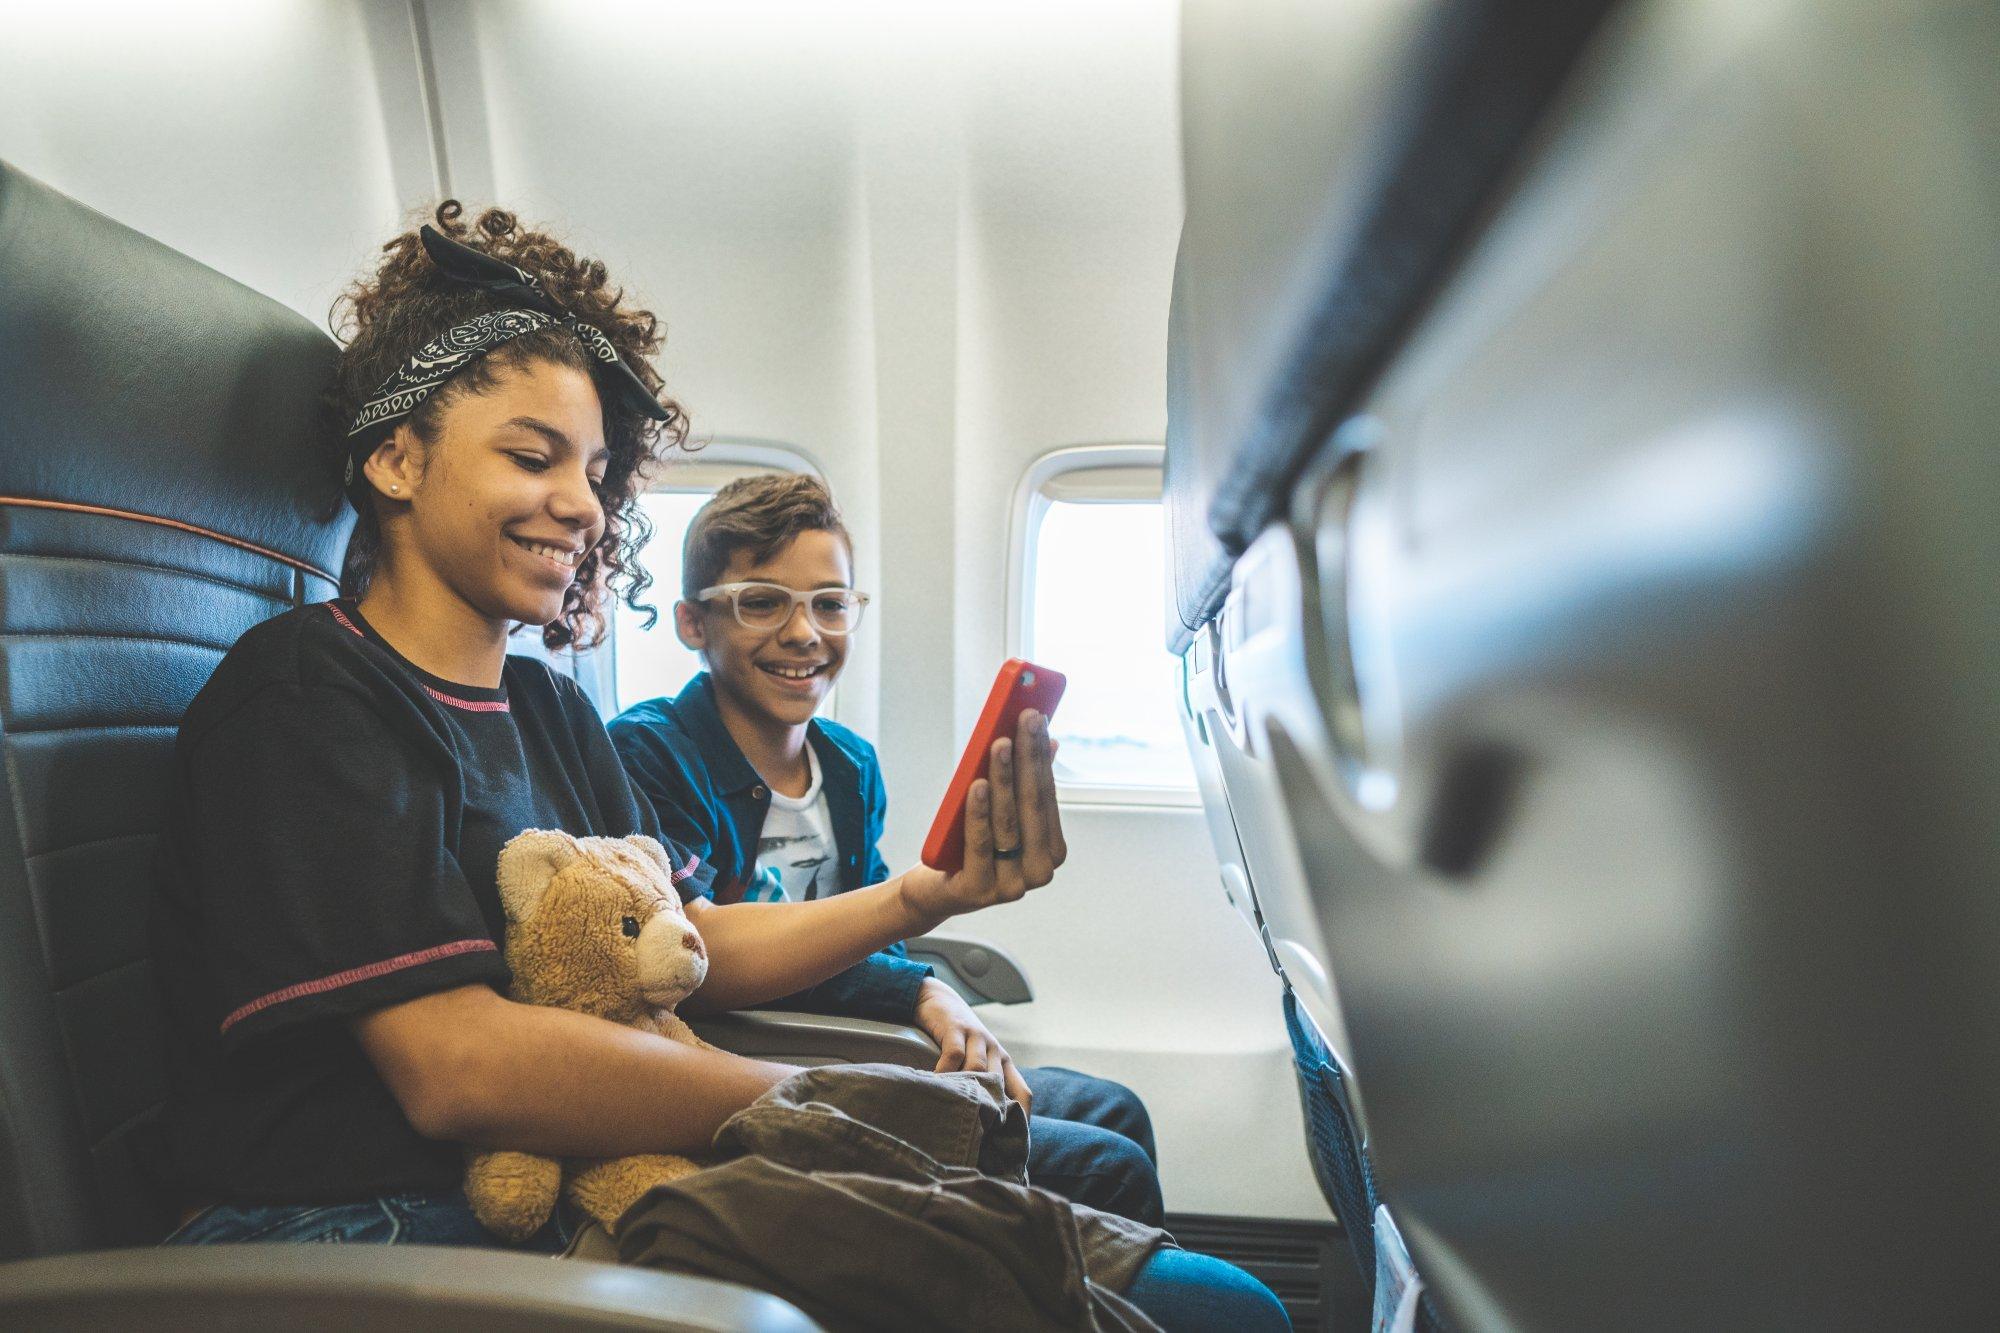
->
xmin=921 ymin=659 xmax=1067 ymax=872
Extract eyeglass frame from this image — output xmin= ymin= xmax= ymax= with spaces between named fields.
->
xmin=693 ymin=581 xmax=873 ymax=636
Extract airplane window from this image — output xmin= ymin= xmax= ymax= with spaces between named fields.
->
xmin=609 ymin=488 xmax=713 ymax=712
xmin=1028 ymin=496 xmax=1195 ymax=792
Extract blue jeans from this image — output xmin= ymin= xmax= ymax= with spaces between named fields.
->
xmin=166 ymin=1193 xmax=1290 ymax=1331
xmin=163 ymin=1190 xmax=581 ymax=1253
xmin=1023 ymin=1064 xmax=1166 ymax=1226
xmin=1128 ymin=1247 xmax=1294 ymax=1332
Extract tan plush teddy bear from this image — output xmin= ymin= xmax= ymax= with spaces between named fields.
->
xmin=465 ymin=829 xmax=717 ymax=1242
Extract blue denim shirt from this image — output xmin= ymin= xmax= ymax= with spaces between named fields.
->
xmin=608 ymin=673 xmax=933 ymax=1023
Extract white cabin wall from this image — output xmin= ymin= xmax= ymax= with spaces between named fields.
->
xmin=0 ymin=1 xmax=411 ymax=322
xmin=851 ymin=56 xmax=964 ymax=810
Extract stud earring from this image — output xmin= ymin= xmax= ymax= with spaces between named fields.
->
xmin=389 ymin=484 xmax=400 ymax=494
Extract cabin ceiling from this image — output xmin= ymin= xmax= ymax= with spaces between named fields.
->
xmin=0 ymin=0 xmax=1180 ymax=325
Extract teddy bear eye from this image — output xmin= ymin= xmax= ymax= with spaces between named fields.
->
xmin=621 ymin=915 xmax=641 ymax=938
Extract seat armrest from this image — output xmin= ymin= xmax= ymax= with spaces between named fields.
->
xmin=0 ymin=1245 xmax=817 ymax=1331
xmin=904 ymin=935 xmax=1034 ymax=1006
xmin=687 ymin=1011 xmax=939 ymax=1068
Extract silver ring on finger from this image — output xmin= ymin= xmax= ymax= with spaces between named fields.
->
xmin=992 ymin=844 xmax=1022 ymax=859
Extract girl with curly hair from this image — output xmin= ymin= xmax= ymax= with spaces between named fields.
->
xmin=154 ymin=203 xmax=1067 ymax=1240
xmin=152 ymin=202 xmax=1287 ymax=1332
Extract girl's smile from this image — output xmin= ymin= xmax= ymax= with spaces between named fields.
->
xmin=368 ymin=361 xmax=610 ymax=634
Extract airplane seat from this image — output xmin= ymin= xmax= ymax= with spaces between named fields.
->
xmin=1171 ymin=0 xmax=2000 ymax=1327
xmin=0 ymin=159 xmax=812 ymax=1329
xmin=0 ymin=159 xmax=353 ymax=1259
xmin=1169 ymin=252 xmax=1388 ymax=1299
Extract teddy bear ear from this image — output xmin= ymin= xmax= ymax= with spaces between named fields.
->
xmin=626 ymin=834 xmax=680 ymax=884
xmin=496 ymin=829 xmax=581 ymax=922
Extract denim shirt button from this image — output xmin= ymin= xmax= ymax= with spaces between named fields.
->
xmin=751 ymin=785 xmax=768 ymax=802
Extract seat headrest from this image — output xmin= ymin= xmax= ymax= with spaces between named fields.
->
xmin=0 ymin=162 xmax=352 ymax=581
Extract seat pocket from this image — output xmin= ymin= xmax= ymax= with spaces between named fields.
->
xmin=1283 ymin=985 xmax=1378 ymax=1283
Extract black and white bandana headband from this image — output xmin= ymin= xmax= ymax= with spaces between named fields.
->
xmin=343 ymin=225 xmax=668 ymax=498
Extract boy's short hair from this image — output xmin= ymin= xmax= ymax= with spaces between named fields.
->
xmin=681 ymin=473 xmax=853 ymax=601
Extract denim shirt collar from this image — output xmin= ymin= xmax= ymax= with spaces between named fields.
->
xmin=672 ymin=672 xmax=765 ymax=795
xmin=673 ymin=672 xmax=869 ymax=888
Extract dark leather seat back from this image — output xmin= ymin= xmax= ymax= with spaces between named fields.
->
xmin=0 ymin=162 xmax=352 ymax=1258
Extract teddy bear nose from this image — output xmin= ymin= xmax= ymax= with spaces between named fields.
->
xmin=633 ymin=910 xmax=709 ymax=1003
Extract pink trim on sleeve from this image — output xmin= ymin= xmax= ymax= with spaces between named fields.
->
xmin=219 ymin=937 xmax=499 ymax=1035
xmin=671 ymin=853 xmax=703 ymax=885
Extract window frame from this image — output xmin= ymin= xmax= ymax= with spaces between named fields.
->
xmin=574 ymin=439 xmax=827 ymax=717
xmin=1008 ymin=443 xmax=1198 ymax=808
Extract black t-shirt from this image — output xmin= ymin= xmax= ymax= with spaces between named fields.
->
xmin=151 ymin=599 xmax=715 ymax=1203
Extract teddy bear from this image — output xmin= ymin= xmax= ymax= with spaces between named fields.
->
xmin=465 ymin=828 xmax=718 ymax=1242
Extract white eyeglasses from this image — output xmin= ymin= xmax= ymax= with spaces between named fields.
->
xmin=696 ymin=582 xmax=871 ymax=635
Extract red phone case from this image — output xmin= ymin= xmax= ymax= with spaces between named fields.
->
xmin=921 ymin=659 xmax=1067 ymax=872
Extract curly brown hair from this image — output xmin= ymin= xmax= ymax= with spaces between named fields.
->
xmin=328 ymin=200 xmax=691 ymax=650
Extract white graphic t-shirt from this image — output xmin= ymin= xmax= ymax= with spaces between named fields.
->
xmin=744 ymin=744 xmax=839 ymax=903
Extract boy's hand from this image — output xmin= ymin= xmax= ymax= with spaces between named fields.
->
xmin=912 ymin=978 xmax=1033 ymax=1112
xmin=898 ymin=710 xmax=1067 ymax=925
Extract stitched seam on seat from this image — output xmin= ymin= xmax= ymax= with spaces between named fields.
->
xmin=0 ymin=549 xmax=296 ymax=603
xmin=0 ymin=630 xmax=236 ymax=654
xmin=51 ymin=954 xmax=148 ymax=999
xmin=0 ymin=636 xmax=224 ymax=733
xmin=2 ymin=720 xmax=182 ymax=740
xmin=0 ymin=497 xmax=335 ymax=583
xmin=86 ymin=1093 xmax=163 ymax=1154
xmin=26 ymin=830 xmax=154 ymax=864
xmin=5 ymin=725 xmax=173 ymax=860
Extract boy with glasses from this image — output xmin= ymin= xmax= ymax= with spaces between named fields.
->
xmin=608 ymin=474 xmax=1163 ymax=1226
